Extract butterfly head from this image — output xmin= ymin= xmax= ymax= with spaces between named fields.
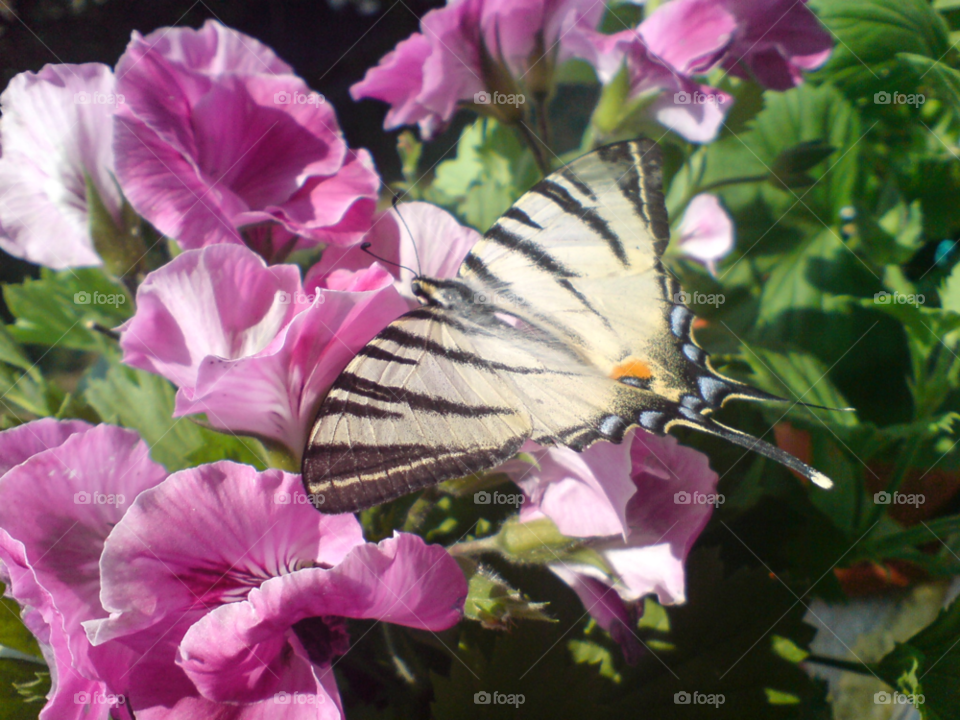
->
xmin=411 ymin=277 xmax=474 ymax=310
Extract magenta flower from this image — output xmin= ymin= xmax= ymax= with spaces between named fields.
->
xmin=117 ymin=243 xmax=409 ymax=454
xmin=351 ymin=0 xmax=606 ymax=138
xmin=114 ymin=20 xmax=379 ymax=260
xmin=506 ymin=431 xmax=719 ymax=658
xmin=85 ymin=462 xmax=467 ymax=716
xmin=310 ymin=201 xmax=481 ymax=306
xmin=0 ymin=420 xmax=168 ymax=719
xmin=0 ymin=63 xmax=122 ymax=269
xmin=678 ymin=193 xmax=735 ymax=274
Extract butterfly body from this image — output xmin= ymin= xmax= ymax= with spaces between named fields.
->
xmin=303 ymin=139 xmax=833 ymax=514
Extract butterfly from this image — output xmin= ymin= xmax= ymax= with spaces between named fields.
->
xmin=302 ymin=139 xmax=833 ymax=514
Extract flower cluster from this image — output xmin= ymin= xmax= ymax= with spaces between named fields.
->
xmin=0 ymin=420 xmax=466 ymax=718
xmin=0 ymin=2 xmax=835 ymax=716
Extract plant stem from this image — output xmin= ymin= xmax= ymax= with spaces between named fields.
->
xmin=447 ymin=536 xmax=500 ymax=557
xmin=515 ymin=121 xmax=551 ymax=176
xmin=805 ymin=654 xmax=881 ymax=677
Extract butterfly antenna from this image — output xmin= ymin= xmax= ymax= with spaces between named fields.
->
xmin=391 ymin=193 xmax=423 ymax=277
xmin=359 ymin=243 xmax=419 ymax=277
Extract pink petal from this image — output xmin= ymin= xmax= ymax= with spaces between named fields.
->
xmin=678 ymin=193 xmax=734 ymax=272
xmin=0 ymin=425 xmax=167 ymax=676
xmin=118 ymin=244 xmax=301 ymax=388
xmin=175 ymin=281 xmax=407 ymax=452
xmin=129 ymin=20 xmax=293 ymax=78
xmin=639 ymin=0 xmax=736 ymax=75
xmin=178 ymin=532 xmax=465 ymax=702
xmin=506 ymin=439 xmax=637 ymax=538
xmin=88 ymin=462 xmax=364 ymax=646
xmin=0 ymin=63 xmax=120 ymax=269
xmin=0 ymin=418 xmax=91 ymax=476
xmin=308 ymin=202 xmax=480 ymax=305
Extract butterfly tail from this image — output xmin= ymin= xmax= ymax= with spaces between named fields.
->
xmin=683 ymin=416 xmax=834 ymax=489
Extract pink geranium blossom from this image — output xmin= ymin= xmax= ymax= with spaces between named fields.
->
xmin=678 ymin=193 xmax=735 ymax=274
xmin=0 ymin=63 xmax=122 ymax=269
xmin=505 ymin=430 xmax=719 ymax=658
xmin=114 ymin=20 xmax=379 ymax=259
xmin=117 ymin=243 xmax=409 ymax=454
xmin=0 ymin=420 xmax=168 ymax=720
xmin=84 ymin=462 xmax=467 ymax=717
xmin=351 ymin=0 xmax=606 ymax=138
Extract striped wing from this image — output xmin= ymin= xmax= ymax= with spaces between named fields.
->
xmin=303 ymin=139 xmax=832 ymax=514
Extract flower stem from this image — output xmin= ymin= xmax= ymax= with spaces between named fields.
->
xmin=515 ymin=121 xmax=551 ymax=176
xmin=804 ymin=654 xmax=880 ymax=677
xmin=447 ymin=536 xmax=500 ymax=557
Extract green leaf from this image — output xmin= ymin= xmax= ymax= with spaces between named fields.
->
xmin=0 ymin=327 xmax=36 ymax=377
xmin=0 ymin=599 xmax=42 ymax=663
xmin=769 ymin=140 xmax=837 ymax=189
xmin=3 ymin=268 xmax=131 ymax=352
xmin=0 ymin=660 xmax=48 ymax=719
xmin=899 ymin=53 xmax=960 ymax=118
xmin=877 ymin=596 xmax=960 ymax=719
xmin=428 ymin=119 xmax=540 ymax=232
xmin=458 ymin=558 xmax=554 ymax=629
xmin=85 ymin=175 xmax=147 ymax=281
xmin=568 ymin=639 xmax=623 ymax=683
xmin=85 ymin=363 xmax=262 ymax=471
xmin=811 ymin=0 xmax=949 ymax=82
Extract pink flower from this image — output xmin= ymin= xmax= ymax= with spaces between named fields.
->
xmin=718 ymin=0 xmax=833 ymax=90
xmin=0 ymin=420 xmax=168 ymax=719
xmin=114 ymin=20 xmax=379 ymax=260
xmin=565 ymin=22 xmax=734 ymax=143
xmin=0 ymin=63 xmax=122 ymax=269
xmin=640 ymin=0 xmax=832 ymax=91
xmin=310 ymin=201 xmax=481 ymax=307
xmin=117 ymin=243 xmax=409 ymax=455
xmin=85 ymin=462 xmax=467 ymax=716
xmin=506 ymin=431 xmax=719 ymax=658
xmin=678 ymin=193 xmax=734 ymax=274
xmin=351 ymin=0 xmax=606 ymax=138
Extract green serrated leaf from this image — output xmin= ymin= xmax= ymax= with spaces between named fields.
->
xmin=568 ymin=639 xmax=622 ymax=682
xmin=84 ymin=362 xmax=262 ymax=471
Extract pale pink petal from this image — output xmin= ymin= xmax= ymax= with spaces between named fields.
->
xmin=0 ymin=63 xmax=120 ymax=269
xmin=678 ymin=193 xmax=734 ymax=273
xmin=118 ymin=244 xmax=301 ymax=388
xmin=0 ymin=425 xmax=166 ymax=676
xmin=639 ymin=0 xmax=735 ymax=74
xmin=351 ymin=34 xmax=436 ymax=132
xmin=507 ymin=439 xmax=637 ymax=538
xmin=175 ymin=281 xmax=407 ymax=452
xmin=0 ymin=418 xmax=91 ymax=476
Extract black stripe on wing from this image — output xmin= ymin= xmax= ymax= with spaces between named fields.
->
xmin=326 ymin=372 xmax=513 ymax=417
xmin=531 ymin=179 xmax=629 ymax=266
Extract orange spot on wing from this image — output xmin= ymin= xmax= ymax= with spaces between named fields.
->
xmin=610 ymin=358 xmax=653 ymax=380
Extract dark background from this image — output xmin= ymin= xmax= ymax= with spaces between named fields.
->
xmin=0 ymin=0 xmax=444 ymax=304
